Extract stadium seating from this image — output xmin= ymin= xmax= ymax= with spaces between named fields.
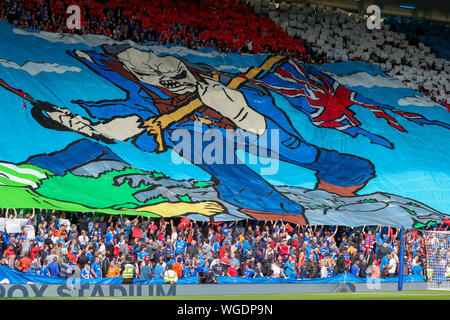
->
xmin=247 ymin=0 xmax=450 ymax=106
xmin=1 ymin=0 xmax=448 ymax=105
xmin=1 ymin=0 xmax=308 ymax=56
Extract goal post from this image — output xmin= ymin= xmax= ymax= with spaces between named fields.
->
xmin=423 ymin=230 xmax=450 ymax=290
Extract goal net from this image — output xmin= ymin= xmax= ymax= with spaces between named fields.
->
xmin=423 ymin=230 xmax=450 ymax=290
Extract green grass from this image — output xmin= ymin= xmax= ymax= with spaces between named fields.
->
xmin=4 ymin=290 xmax=450 ymax=300
xmin=0 ymin=164 xmax=214 ymax=218
xmin=0 ymin=166 xmax=168 ymax=217
xmin=0 ymin=185 xmax=157 ymax=217
xmin=37 ymin=168 xmax=158 ymax=208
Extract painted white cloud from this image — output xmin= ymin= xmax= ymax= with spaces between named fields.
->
xmin=12 ymin=27 xmax=263 ymax=77
xmin=325 ymin=71 xmax=444 ymax=107
xmin=398 ymin=94 xmax=442 ymax=107
xmin=325 ymin=71 xmax=406 ymax=89
xmin=12 ymin=27 xmax=228 ymax=59
xmin=214 ymin=64 xmax=249 ymax=73
xmin=0 ymin=58 xmax=81 ymax=76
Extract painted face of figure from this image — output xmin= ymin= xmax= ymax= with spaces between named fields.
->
xmin=117 ymin=48 xmax=198 ymax=95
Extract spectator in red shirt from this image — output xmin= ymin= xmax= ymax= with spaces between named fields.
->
xmin=147 ymin=220 xmax=158 ymax=235
xmin=279 ymin=239 xmax=289 ymax=259
xmin=220 ymin=240 xmax=230 ymax=259
xmin=220 ymin=252 xmax=231 ymax=267
xmin=30 ymin=243 xmax=41 ymax=260
xmin=66 ymin=248 xmax=77 ymax=265
xmin=3 ymin=245 xmax=15 ymax=258
xmin=290 ymin=234 xmax=300 ymax=248
xmin=227 ymin=261 xmax=238 ymax=277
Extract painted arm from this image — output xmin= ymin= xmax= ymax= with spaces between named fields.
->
xmin=144 ymin=56 xmax=286 ymax=152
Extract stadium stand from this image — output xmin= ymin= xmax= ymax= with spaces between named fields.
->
xmin=0 ymin=0 xmax=447 ymax=284
xmin=3 ymin=0 xmax=446 ymax=105
xmin=0 ymin=208 xmax=433 ymax=280
xmin=0 ymin=0 xmax=308 ymax=57
xmin=246 ymin=0 xmax=450 ymax=107
xmin=387 ymin=15 xmax=450 ymax=61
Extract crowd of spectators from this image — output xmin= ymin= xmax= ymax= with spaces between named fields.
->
xmin=387 ymin=15 xmax=450 ymax=62
xmin=0 ymin=0 xmax=447 ymax=283
xmin=423 ymin=230 xmax=450 ymax=284
xmin=0 ymin=0 xmax=313 ymax=61
xmin=0 ymin=208 xmax=435 ymax=282
xmin=249 ymin=0 xmax=450 ymax=108
xmin=2 ymin=0 xmax=446 ymax=106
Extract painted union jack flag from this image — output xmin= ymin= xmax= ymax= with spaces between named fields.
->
xmin=251 ymin=59 xmax=450 ymax=149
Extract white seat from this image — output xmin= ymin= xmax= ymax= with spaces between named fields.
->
xmin=424 ymin=83 xmax=433 ymax=90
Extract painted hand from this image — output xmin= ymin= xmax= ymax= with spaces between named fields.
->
xmin=143 ymin=115 xmax=173 ymax=152
xmin=143 ymin=115 xmax=172 ymax=134
xmin=44 ymin=105 xmax=102 ymax=138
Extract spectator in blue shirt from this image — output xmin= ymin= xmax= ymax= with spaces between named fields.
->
xmin=86 ymin=248 xmax=94 ymax=263
xmin=48 ymin=257 xmax=59 ymax=277
xmin=304 ymin=231 xmax=311 ymax=243
xmin=137 ymin=247 xmax=149 ymax=264
xmin=91 ymin=256 xmax=102 ymax=279
xmin=412 ymin=260 xmax=423 ymax=276
xmin=351 ymin=261 xmax=360 ymax=277
xmin=319 ymin=242 xmax=329 ymax=256
xmin=192 ymin=259 xmax=204 ymax=276
xmin=379 ymin=254 xmax=390 ymax=278
xmin=284 ymin=255 xmax=297 ymax=279
xmin=299 ymin=263 xmax=308 ymax=279
xmin=120 ymin=216 xmax=132 ymax=240
xmin=202 ymin=260 xmax=211 ymax=273
xmin=90 ymin=222 xmax=102 ymax=241
xmin=331 ymin=245 xmax=339 ymax=259
xmin=243 ymin=263 xmax=256 ymax=278
xmin=230 ymin=253 xmax=240 ymax=269
xmin=26 ymin=265 xmax=36 ymax=275
xmin=242 ymin=236 xmax=251 ymax=255
xmin=167 ymin=254 xmax=176 ymax=267
xmin=304 ymin=241 xmax=312 ymax=258
xmin=40 ymin=260 xmax=50 ymax=276
xmin=222 ymin=223 xmax=229 ymax=235
xmin=153 ymin=261 xmax=165 ymax=279
xmin=81 ymin=264 xmax=91 ymax=280
xmin=140 ymin=260 xmax=153 ymax=279
xmin=105 ymin=228 xmax=115 ymax=250
xmin=69 ymin=239 xmax=79 ymax=259
xmin=175 ymin=235 xmax=187 ymax=257
xmin=213 ymin=240 xmax=221 ymax=254
xmin=182 ymin=260 xmax=194 ymax=278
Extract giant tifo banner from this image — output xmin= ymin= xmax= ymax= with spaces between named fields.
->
xmin=0 ymin=21 xmax=449 ymax=227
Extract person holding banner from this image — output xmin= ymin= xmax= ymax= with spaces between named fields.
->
xmin=81 ymin=263 xmax=92 ymax=280
xmin=91 ymin=256 xmax=103 ymax=279
xmin=40 ymin=260 xmax=50 ymax=276
xmin=19 ymin=254 xmax=32 ymax=273
xmin=48 ymin=257 xmax=60 ymax=277
xmin=3 ymin=244 xmax=15 ymax=260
